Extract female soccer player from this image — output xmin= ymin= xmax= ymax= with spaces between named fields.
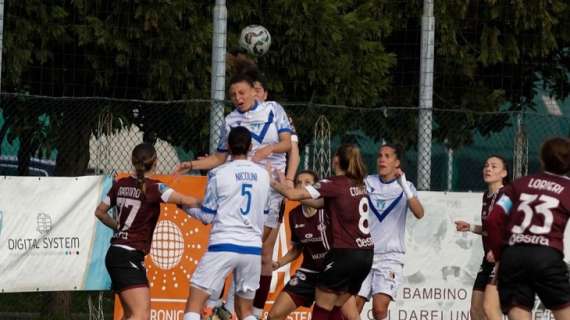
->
xmin=486 ymin=137 xmax=570 ymax=320
xmin=251 ymin=69 xmax=301 ymax=317
xmin=454 ymin=155 xmax=509 ymax=320
xmin=182 ymin=126 xmax=271 ymax=320
xmin=267 ymin=170 xmax=328 ymax=320
xmin=178 ymin=56 xmax=294 ymax=318
xmin=95 ymin=143 xmax=200 ymax=320
xmin=271 ymin=143 xmax=373 ymax=320
xmin=344 ymin=144 xmax=424 ymax=320
xmin=175 ymin=71 xmax=291 ymax=226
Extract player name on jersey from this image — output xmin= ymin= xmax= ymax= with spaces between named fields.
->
xmin=235 ymin=171 xmax=258 ymax=182
xmin=349 ymin=186 xmax=367 ymax=197
xmin=116 ymin=186 xmax=142 ymax=198
xmin=527 ymin=178 xmax=565 ymax=194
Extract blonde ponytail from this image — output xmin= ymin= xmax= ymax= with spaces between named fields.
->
xmin=336 ymin=144 xmax=367 ymax=185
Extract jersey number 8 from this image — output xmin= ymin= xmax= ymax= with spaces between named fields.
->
xmin=358 ymin=197 xmax=371 ymax=235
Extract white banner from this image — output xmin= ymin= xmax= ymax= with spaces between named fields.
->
xmin=359 ymin=191 xmax=560 ymax=320
xmin=0 ymin=176 xmax=112 ymax=292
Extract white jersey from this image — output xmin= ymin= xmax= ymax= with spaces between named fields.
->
xmin=365 ymin=175 xmax=418 ymax=259
xmin=217 ymin=101 xmax=293 ymax=172
xmin=200 ymin=159 xmax=271 ymax=252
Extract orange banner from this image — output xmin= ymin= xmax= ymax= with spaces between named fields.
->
xmin=112 ymin=175 xmax=310 ymax=320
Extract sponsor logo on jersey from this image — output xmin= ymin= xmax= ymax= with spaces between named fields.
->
xmin=356 ymin=237 xmax=373 ymax=248
xmin=509 ymin=233 xmax=549 ymax=246
xmin=376 ymin=199 xmax=386 ymax=210
xmin=311 ymin=252 xmax=327 ymax=261
xmin=305 ymin=233 xmax=313 ymax=239
xmin=294 ymin=224 xmax=305 ymax=229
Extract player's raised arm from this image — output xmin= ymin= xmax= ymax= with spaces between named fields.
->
xmin=396 ymin=168 xmax=424 ymax=219
xmin=175 ymin=152 xmax=228 ymax=175
xmin=270 ymin=170 xmax=313 ymax=201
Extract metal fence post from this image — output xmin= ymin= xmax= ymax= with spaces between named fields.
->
xmin=417 ymin=0 xmax=435 ymax=190
xmin=513 ymin=112 xmax=528 ymax=179
xmin=209 ymin=0 xmax=227 ymax=154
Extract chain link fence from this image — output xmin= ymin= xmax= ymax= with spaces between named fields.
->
xmin=2 ymin=92 xmax=568 ymax=191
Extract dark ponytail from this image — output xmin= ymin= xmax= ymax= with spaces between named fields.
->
xmin=132 ymin=143 xmax=157 ymax=195
xmin=336 ymin=144 xmax=367 ymax=186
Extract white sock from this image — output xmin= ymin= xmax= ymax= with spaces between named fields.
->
xmin=183 ymin=312 xmax=201 ymax=320
xmin=225 ymin=282 xmax=236 ymax=312
xmin=252 ymin=307 xmax=263 ymax=318
xmin=243 ymin=315 xmax=257 ymax=320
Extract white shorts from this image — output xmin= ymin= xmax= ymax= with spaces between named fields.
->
xmin=264 ymin=189 xmax=284 ymax=229
xmin=191 ymin=251 xmax=261 ymax=300
xmin=358 ymin=258 xmax=403 ymax=300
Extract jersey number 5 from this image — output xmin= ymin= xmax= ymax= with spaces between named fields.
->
xmin=240 ymin=184 xmax=253 ymax=215
xmin=511 ymin=193 xmax=558 ymax=235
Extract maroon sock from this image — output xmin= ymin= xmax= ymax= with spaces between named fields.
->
xmin=253 ymin=275 xmax=272 ymax=309
xmin=312 ymin=304 xmax=332 ymax=320
xmin=330 ymin=306 xmax=345 ymax=320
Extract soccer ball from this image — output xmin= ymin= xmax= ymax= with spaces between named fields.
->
xmin=239 ymin=25 xmax=271 ymax=56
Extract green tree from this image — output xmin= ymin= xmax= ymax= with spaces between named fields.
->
xmin=432 ymin=0 xmax=570 ymax=148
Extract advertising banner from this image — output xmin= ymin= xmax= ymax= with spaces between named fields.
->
xmin=0 ymin=176 xmax=112 ymax=292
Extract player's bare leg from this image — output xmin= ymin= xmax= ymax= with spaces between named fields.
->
xmin=507 ymin=306 xmax=532 ymax=320
xmin=118 ymin=293 xmax=133 ymax=320
xmin=119 ymin=287 xmax=150 ymax=320
xmin=354 ymin=295 xmax=366 ymax=312
xmin=313 ymin=289 xmax=352 ymax=320
xmin=371 ymin=293 xmax=392 ymax=320
xmin=483 ymin=284 xmax=502 ymax=320
xmin=267 ymin=292 xmax=297 ymax=320
xmin=252 ymin=226 xmax=280 ymax=315
xmin=552 ymin=307 xmax=570 ymax=320
xmin=470 ymin=290 xmax=485 ymax=320
xmin=235 ymin=293 xmax=257 ymax=320
xmin=183 ymin=286 xmax=210 ymax=320
xmin=341 ymin=295 xmax=362 ymax=320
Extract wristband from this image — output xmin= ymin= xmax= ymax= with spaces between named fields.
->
xmin=469 ymin=224 xmax=477 ymax=233
xmin=398 ymin=173 xmax=414 ymax=199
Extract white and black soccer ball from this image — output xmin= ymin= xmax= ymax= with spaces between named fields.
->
xmin=239 ymin=25 xmax=271 ymax=56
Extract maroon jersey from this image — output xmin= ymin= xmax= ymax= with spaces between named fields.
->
xmin=288 ymin=205 xmax=328 ymax=271
xmin=480 ymin=188 xmax=504 ymax=253
xmin=308 ymin=175 xmax=373 ymax=250
xmin=105 ymin=176 xmax=172 ymax=254
xmin=498 ymin=173 xmax=570 ymax=254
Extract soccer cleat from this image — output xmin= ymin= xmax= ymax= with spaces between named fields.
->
xmin=212 ymin=305 xmax=233 ymax=320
